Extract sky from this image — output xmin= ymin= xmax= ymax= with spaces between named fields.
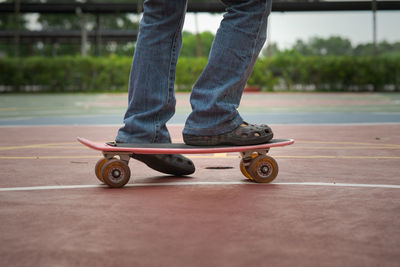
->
xmin=183 ymin=10 xmax=400 ymax=49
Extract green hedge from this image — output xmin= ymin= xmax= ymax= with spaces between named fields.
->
xmin=258 ymin=53 xmax=400 ymax=91
xmin=1 ymin=54 xmax=399 ymax=92
xmin=0 ymin=56 xmax=132 ymax=92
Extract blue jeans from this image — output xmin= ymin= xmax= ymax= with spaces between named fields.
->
xmin=116 ymin=0 xmax=272 ymax=143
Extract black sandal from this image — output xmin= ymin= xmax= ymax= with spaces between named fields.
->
xmin=183 ymin=122 xmax=273 ymax=146
xmin=131 ymin=153 xmax=195 ymax=176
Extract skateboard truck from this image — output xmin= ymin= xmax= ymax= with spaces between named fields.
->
xmin=240 ymin=148 xmax=270 ymax=167
xmin=103 ymin=152 xmax=130 ymax=164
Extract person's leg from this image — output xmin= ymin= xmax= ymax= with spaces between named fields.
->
xmin=183 ymin=0 xmax=273 ymax=145
xmin=116 ymin=0 xmax=187 ymax=144
xmin=115 ymin=0 xmax=194 ymax=175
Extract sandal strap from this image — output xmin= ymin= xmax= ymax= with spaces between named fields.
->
xmin=183 ymin=122 xmax=274 ymax=146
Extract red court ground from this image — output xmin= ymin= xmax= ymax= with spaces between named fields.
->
xmin=0 ymin=124 xmax=399 ymax=266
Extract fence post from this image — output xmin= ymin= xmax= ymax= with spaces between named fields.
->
xmin=372 ymin=0 xmax=377 ymax=57
xmin=14 ymin=0 xmax=20 ymax=57
xmin=76 ymin=7 xmax=88 ymax=57
xmin=95 ymin=14 xmax=101 ymax=56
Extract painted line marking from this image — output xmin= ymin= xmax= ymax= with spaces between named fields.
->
xmin=0 ymin=142 xmax=79 ymax=151
xmin=0 ymin=154 xmax=233 ymax=160
xmin=1 ymin=155 xmax=400 ymax=160
xmin=296 ymin=140 xmax=400 ymax=148
xmin=2 ymin=140 xmax=400 ymax=152
xmin=0 ymin=107 xmax=17 ymax=111
xmin=277 ymin=155 xmax=400 ymax=159
xmin=0 ymin=123 xmax=400 ymax=128
xmin=0 ymin=156 xmax=99 ymax=160
xmin=1 ymin=181 xmax=400 ymax=192
xmin=2 ymin=145 xmax=400 ymax=151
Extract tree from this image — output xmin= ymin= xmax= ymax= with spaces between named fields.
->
xmin=262 ymin=42 xmax=280 ymax=57
xmin=293 ymin=36 xmax=353 ymax=56
xmin=353 ymin=41 xmax=400 ymax=56
xmin=180 ymin=31 xmax=214 ymax=58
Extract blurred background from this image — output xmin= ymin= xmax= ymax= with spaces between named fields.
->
xmin=0 ymin=0 xmax=399 ymax=93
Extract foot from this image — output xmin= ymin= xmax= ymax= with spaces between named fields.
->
xmin=183 ymin=122 xmax=273 ymax=146
xmin=131 ymin=153 xmax=195 ymax=176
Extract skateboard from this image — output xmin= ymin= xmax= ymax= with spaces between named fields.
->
xmin=77 ymin=137 xmax=294 ymax=188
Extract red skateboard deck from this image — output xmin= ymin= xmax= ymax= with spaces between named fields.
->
xmin=77 ymin=137 xmax=294 ymax=188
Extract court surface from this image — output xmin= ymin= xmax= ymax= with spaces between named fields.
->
xmin=1 ymin=93 xmax=399 ymax=267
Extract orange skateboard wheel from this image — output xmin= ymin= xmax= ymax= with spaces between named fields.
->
xmin=240 ymin=159 xmax=254 ymax=180
xmin=95 ymin=158 xmax=110 ymax=182
xmin=100 ymin=159 xmax=131 ymax=188
xmin=248 ymin=155 xmax=278 ymax=183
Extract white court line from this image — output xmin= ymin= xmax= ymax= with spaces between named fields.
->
xmin=1 ymin=181 xmax=400 ymax=192
xmin=1 ymin=122 xmax=400 ymax=128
